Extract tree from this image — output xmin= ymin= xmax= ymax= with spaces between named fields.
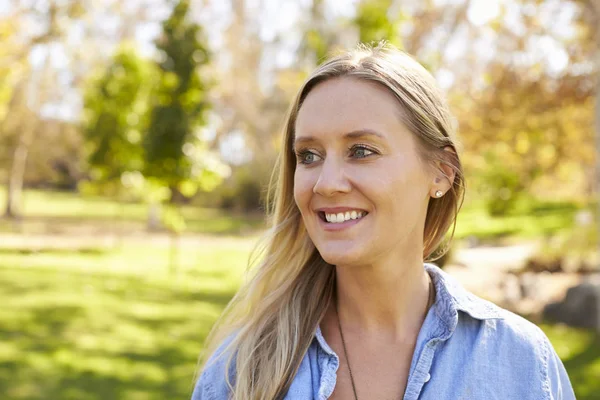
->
xmin=354 ymin=0 xmax=402 ymax=47
xmin=143 ymin=0 xmax=218 ymax=273
xmin=144 ymin=0 xmax=212 ymax=201
xmin=83 ymin=45 xmax=153 ymax=194
xmin=1 ymin=0 xmax=87 ymax=218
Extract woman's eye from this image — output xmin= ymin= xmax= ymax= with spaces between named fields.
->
xmin=351 ymin=145 xmax=375 ymax=159
xmin=296 ymin=150 xmax=322 ymax=165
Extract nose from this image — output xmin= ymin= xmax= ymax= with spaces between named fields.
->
xmin=312 ymin=157 xmax=352 ymax=196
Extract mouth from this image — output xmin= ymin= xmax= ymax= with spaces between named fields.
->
xmin=317 ymin=210 xmax=369 ymax=224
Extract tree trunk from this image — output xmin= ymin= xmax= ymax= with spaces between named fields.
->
xmin=147 ymin=202 xmax=162 ymax=231
xmin=169 ymin=230 xmax=180 ymax=276
xmin=3 ymin=48 xmax=49 ymax=218
xmin=5 ymin=118 xmax=36 ymax=218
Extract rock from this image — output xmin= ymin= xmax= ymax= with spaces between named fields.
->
xmin=543 ymin=282 xmax=600 ymax=332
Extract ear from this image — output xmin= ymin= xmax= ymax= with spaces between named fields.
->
xmin=430 ymin=146 xmax=456 ymax=198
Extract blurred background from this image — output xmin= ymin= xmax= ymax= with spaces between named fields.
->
xmin=0 ymin=0 xmax=599 ymax=398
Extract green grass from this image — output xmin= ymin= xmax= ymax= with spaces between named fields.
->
xmin=0 ymin=188 xmax=596 ymax=398
xmin=0 ymin=187 xmax=591 ymax=240
xmin=0 ymin=238 xmax=254 ymax=400
xmin=541 ymin=324 xmax=600 ymax=399
xmin=455 ymin=198 xmax=586 ymax=241
xmin=0 ymin=188 xmax=265 ymax=235
xmin=0 ymin=237 xmax=598 ymax=399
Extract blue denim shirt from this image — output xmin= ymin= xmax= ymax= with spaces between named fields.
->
xmin=192 ymin=264 xmax=576 ymax=399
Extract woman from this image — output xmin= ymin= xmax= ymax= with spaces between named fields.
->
xmin=192 ymin=43 xmax=575 ymax=400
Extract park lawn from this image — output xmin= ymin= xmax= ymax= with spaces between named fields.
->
xmin=454 ymin=197 xmax=586 ymax=241
xmin=0 ymin=237 xmax=254 ymax=400
xmin=0 ymin=236 xmax=598 ymax=399
xmin=0 ymin=187 xmax=591 ymax=239
xmin=542 ymin=324 xmax=600 ymax=399
xmin=0 ymin=188 xmax=266 ymax=236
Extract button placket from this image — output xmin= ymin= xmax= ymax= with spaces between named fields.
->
xmin=402 ymin=339 xmax=438 ymax=400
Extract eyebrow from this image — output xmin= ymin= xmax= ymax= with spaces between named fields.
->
xmin=293 ymin=129 xmax=385 ymax=149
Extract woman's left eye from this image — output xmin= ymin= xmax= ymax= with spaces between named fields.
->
xmin=350 ymin=145 xmax=375 ymax=159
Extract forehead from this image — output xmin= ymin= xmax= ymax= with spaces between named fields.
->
xmin=294 ymin=77 xmax=406 ymax=142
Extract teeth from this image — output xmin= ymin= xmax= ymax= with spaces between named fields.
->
xmin=324 ymin=210 xmax=367 ymax=224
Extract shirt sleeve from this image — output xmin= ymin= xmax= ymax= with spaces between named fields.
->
xmin=191 ymin=334 xmax=238 ymax=400
xmin=190 ymin=359 xmax=229 ymax=400
xmin=191 ymin=371 xmax=207 ymax=400
xmin=544 ymin=336 xmax=576 ymax=400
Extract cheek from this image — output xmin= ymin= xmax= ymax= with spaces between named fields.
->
xmin=368 ymin=161 xmax=429 ymax=212
xmin=293 ymin=170 xmax=313 ymax=212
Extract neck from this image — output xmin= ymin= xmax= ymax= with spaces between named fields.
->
xmin=334 ymin=252 xmax=431 ymax=341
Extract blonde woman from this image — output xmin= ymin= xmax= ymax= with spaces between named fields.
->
xmin=192 ymin=43 xmax=575 ymax=400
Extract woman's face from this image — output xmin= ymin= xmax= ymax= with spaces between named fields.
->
xmin=293 ymin=77 xmax=435 ymax=267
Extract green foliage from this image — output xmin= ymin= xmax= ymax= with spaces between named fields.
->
xmin=162 ymin=204 xmax=186 ymax=233
xmin=456 ymin=67 xmax=595 ymax=206
xmin=82 ymin=1 xmax=227 ymax=237
xmin=477 ymin=151 xmax=524 ymax=216
xmin=144 ymin=0 xmax=213 ymax=194
xmin=354 ymin=0 xmax=403 ymax=47
xmin=305 ymin=29 xmax=329 ymax=63
xmin=83 ymin=45 xmax=153 ymax=186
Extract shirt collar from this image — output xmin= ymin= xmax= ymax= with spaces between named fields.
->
xmin=425 ymin=263 xmax=503 ymax=337
xmin=314 ymin=263 xmax=504 ymax=352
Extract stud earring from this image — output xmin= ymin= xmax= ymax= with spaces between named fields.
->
xmin=435 ymin=190 xmax=443 ymax=198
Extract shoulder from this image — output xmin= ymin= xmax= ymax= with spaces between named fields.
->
xmin=454 ymin=296 xmax=575 ymax=399
xmin=426 ymin=264 xmax=574 ymax=398
xmin=191 ymin=335 xmax=237 ymax=400
xmin=427 ymin=263 xmax=553 ymax=352
xmin=468 ymin=303 xmax=550 ymax=361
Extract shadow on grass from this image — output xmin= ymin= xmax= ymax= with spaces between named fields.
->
xmin=540 ymin=323 xmax=600 ymax=400
xmin=0 ymin=247 xmax=111 ymax=255
xmin=0 ymin=264 xmax=237 ymax=400
xmin=0 ymin=212 xmax=266 ymax=236
xmin=562 ymin=335 xmax=600 ymax=400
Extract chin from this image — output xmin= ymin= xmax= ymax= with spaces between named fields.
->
xmin=317 ymin=246 xmax=364 ymax=266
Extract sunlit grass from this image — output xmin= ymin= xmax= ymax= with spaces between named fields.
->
xmin=0 ymin=187 xmax=266 ymax=235
xmin=541 ymin=324 xmax=600 ymax=399
xmin=0 ymin=188 xmax=596 ymax=398
xmin=455 ymin=198 xmax=583 ymax=241
xmin=0 ymin=187 xmax=589 ymax=239
xmin=0 ymin=238 xmax=254 ymax=400
xmin=0 ymin=238 xmax=598 ymax=399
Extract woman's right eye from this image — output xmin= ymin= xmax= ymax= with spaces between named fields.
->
xmin=296 ymin=150 xmax=322 ymax=165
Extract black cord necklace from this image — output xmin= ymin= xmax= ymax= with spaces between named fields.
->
xmin=335 ymin=274 xmax=436 ymax=400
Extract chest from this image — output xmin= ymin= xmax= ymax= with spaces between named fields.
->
xmin=328 ymin=339 xmax=416 ymax=400
xmin=305 ymin=337 xmax=545 ymax=400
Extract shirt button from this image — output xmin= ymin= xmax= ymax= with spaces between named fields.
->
xmin=424 ymin=373 xmax=431 ymax=383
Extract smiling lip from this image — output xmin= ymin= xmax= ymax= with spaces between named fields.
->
xmin=315 ymin=207 xmax=368 ymax=214
xmin=314 ymin=207 xmax=369 ymax=232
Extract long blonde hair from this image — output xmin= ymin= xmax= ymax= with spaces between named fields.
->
xmin=198 ymin=42 xmax=465 ymax=399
